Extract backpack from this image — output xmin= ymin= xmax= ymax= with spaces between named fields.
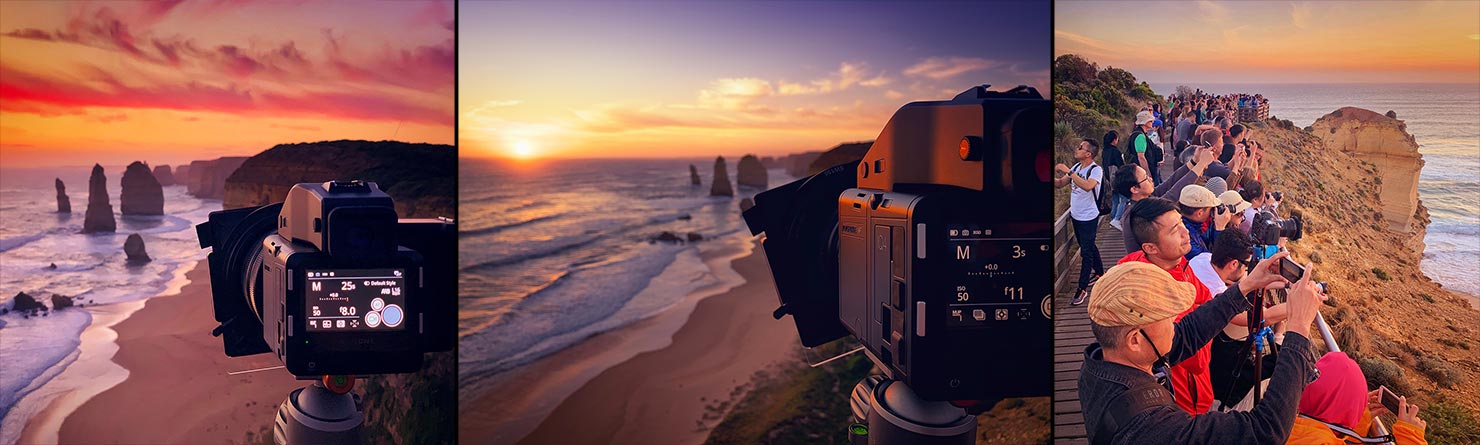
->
xmin=1094 ymin=165 xmax=1114 ymax=217
xmin=1125 ymin=131 xmax=1164 ymax=167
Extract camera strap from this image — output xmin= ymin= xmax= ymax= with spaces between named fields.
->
xmin=1297 ymin=414 xmax=1396 ymax=444
xmin=1093 ymin=378 xmax=1173 ymax=445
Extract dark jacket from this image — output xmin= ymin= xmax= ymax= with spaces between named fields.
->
xmin=1184 ymin=215 xmax=1219 ymax=261
xmin=1078 ymin=282 xmax=1316 ymax=445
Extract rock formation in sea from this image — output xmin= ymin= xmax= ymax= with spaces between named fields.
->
xmin=11 ymin=292 xmax=46 ymax=313
xmin=124 ymin=233 xmax=151 ymax=263
xmin=81 ymin=164 xmax=116 ymax=233
xmin=739 ymin=197 xmax=755 ymax=212
xmin=120 ymin=161 xmax=165 ymax=215
xmin=153 ymin=164 xmax=175 ymax=186
xmin=186 ymin=157 xmax=249 ymax=200
xmin=710 ymin=156 xmax=734 ymax=197
xmin=1310 ymin=107 xmax=1424 ymax=235
xmin=55 ymin=178 xmax=71 ymax=213
xmin=689 ymin=164 xmax=701 ymax=185
xmin=223 ymin=140 xmax=455 ymax=218
xmin=736 ymin=154 xmax=768 ymax=189
xmin=808 ymin=141 xmax=873 ymax=176
xmin=50 ymin=294 xmax=74 ymax=310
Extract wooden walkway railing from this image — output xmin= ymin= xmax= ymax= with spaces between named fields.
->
xmin=1052 ymin=212 xmax=1128 ymax=444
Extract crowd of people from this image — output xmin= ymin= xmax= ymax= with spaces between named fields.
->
xmin=1053 ymin=93 xmax=1430 ymax=444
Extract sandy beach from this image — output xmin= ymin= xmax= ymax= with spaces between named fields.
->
xmin=37 ymin=261 xmax=302 ymax=444
xmin=459 ymin=241 xmax=803 ymax=445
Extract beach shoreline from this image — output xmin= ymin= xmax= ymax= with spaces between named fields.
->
xmin=459 ymin=238 xmax=802 ymax=445
xmin=41 ymin=260 xmax=302 ymax=445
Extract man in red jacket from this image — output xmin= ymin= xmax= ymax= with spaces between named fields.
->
xmin=1120 ymin=196 xmax=1214 ymax=414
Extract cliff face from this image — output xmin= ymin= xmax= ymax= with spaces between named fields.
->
xmin=1255 ymin=119 xmax=1479 ymax=410
xmin=1310 ymin=107 xmax=1424 ymax=236
xmin=120 ymin=161 xmax=165 ymax=215
xmin=223 ymin=140 xmax=455 ymax=218
xmin=81 ymin=164 xmax=115 ymax=233
xmin=186 ymin=157 xmax=249 ymax=200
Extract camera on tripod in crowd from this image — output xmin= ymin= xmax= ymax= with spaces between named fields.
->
xmin=742 ymin=85 xmax=1053 ymax=402
xmin=197 ymin=180 xmax=456 ymax=378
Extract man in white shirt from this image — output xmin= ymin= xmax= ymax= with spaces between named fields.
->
xmin=1056 ymin=138 xmax=1104 ymax=305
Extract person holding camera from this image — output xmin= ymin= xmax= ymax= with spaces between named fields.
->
xmin=1080 ymin=251 xmax=1326 ymax=444
xmin=1193 ymin=228 xmax=1291 ymax=408
xmin=1178 ymin=184 xmax=1232 ymax=261
xmin=1288 ymin=352 xmax=1429 ymax=445
xmin=1239 ymin=180 xmax=1267 ymax=234
xmin=1058 ymin=138 xmax=1106 ymax=306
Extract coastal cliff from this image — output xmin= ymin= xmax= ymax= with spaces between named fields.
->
xmin=1310 ymin=107 xmax=1426 ymax=242
xmin=222 ymin=140 xmax=455 ymax=218
xmin=185 ymin=157 xmax=249 ymax=200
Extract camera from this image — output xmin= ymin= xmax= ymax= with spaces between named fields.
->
xmin=197 ymin=180 xmax=456 ymax=377
xmin=743 ymin=85 xmax=1052 ymax=401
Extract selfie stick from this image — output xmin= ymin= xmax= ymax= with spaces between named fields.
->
xmin=848 ymin=376 xmax=976 ymax=445
xmin=274 ymin=376 xmax=364 ymax=445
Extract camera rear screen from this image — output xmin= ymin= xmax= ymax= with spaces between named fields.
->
xmin=305 ymin=269 xmax=407 ymax=332
xmin=943 ymin=226 xmax=1052 ymax=329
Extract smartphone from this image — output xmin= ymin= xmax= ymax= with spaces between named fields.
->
xmin=1278 ymin=257 xmax=1304 ymax=282
xmin=1380 ymin=386 xmax=1402 ymax=415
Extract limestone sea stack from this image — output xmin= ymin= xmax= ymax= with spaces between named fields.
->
xmin=1310 ymin=107 xmax=1423 ymax=234
xmin=124 ymin=233 xmax=151 ymax=263
xmin=153 ymin=164 xmax=176 ymax=186
xmin=689 ymin=164 xmax=701 ymax=185
xmin=55 ymin=178 xmax=71 ymax=213
xmin=186 ymin=157 xmax=249 ymax=199
xmin=710 ymin=156 xmax=734 ymax=197
xmin=120 ymin=161 xmax=165 ymax=215
xmin=81 ymin=164 xmax=116 ymax=233
xmin=173 ymin=165 xmax=191 ymax=186
xmin=736 ymin=154 xmax=767 ymax=189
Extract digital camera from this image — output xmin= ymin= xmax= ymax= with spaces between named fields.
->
xmin=743 ymin=85 xmax=1053 ymax=401
xmin=197 ymin=180 xmax=455 ymax=377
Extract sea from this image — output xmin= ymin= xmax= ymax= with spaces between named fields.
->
xmin=457 ymin=158 xmax=787 ymax=400
xmin=1153 ymin=83 xmax=1480 ymax=300
xmin=0 ymin=166 xmax=216 ymax=444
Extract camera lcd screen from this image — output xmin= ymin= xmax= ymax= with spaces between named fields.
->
xmin=943 ymin=226 xmax=1052 ymax=329
xmin=305 ymin=268 xmax=407 ymax=332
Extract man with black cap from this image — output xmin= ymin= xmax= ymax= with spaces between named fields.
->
xmin=1078 ymin=253 xmax=1326 ymax=444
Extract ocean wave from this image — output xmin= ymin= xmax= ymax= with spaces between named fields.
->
xmin=460 ymin=212 xmax=566 ymax=237
xmin=461 ymin=234 xmax=604 ymax=273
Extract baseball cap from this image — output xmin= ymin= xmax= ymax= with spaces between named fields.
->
xmin=1088 ymin=262 xmax=1196 ymax=327
xmin=1178 ymin=184 xmax=1219 ymax=208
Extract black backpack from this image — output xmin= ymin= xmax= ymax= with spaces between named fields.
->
xmin=1093 ymin=165 xmax=1114 ymax=217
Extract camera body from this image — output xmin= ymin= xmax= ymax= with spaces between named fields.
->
xmin=198 ymin=180 xmax=456 ymax=378
xmin=745 ymin=85 xmax=1053 ymax=401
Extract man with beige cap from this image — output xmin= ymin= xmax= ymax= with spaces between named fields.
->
xmin=1178 ymin=184 xmax=1232 ymax=261
xmin=1079 ymin=254 xmax=1326 ymax=444
xmin=1128 ymin=110 xmax=1165 ymax=185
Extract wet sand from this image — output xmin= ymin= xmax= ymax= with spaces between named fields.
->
xmin=44 ymin=261 xmax=302 ymax=444
xmin=459 ymin=242 xmax=803 ymax=445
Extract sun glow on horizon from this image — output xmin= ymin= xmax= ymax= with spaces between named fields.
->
xmin=511 ymin=139 xmax=538 ymax=160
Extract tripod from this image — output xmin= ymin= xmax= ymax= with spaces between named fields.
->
xmin=274 ymin=375 xmax=364 ymax=445
xmin=847 ymin=376 xmax=978 ymax=445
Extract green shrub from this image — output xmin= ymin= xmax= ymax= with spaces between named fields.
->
xmin=1373 ymin=268 xmax=1392 ymax=281
xmin=1416 ymin=357 xmax=1462 ymax=389
xmin=1355 ymin=355 xmax=1408 ymax=394
xmin=1425 ymin=401 xmax=1480 ymax=445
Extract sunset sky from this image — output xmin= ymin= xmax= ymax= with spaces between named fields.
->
xmin=1056 ymin=0 xmax=1480 ymax=84
xmin=460 ymin=1 xmax=1050 ymax=160
xmin=0 ymin=0 xmax=454 ymax=168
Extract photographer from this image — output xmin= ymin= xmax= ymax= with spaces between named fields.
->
xmin=1288 ymin=352 xmax=1429 ymax=444
xmin=1238 ymin=180 xmax=1267 ymax=234
xmin=1178 ymin=184 xmax=1232 ymax=261
xmin=1079 ymin=251 xmax=1326 ymax=444
xmin=1193 ymin=228 xmax=1291 ymax=408
xmin=1057 ymin=138 xmax=1106 ymax=306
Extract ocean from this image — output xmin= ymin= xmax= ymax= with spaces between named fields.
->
xmin=1153 ymin=83 xmax=1480 ymax=299
xmin=457 ymin=158 xmax=784 ymax=398
xmin=0 ymin=166 xmax=216 ymax=444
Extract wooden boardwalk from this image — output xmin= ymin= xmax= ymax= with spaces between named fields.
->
xmin=1052 ymin=214 xmax=1127 ymax=445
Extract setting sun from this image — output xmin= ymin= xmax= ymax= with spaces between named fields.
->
xmin=511 ymin=140 xmax=537 ymax=159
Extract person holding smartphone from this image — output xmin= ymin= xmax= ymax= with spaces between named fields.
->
xmin=1286 ymin=352 xmax=1429 ymax=444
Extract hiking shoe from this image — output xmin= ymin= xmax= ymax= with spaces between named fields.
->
xmin=1109 ymin=219 xmax=1123 ymax=231
xmin=1071 ymin=288 xmax=1089 ymax=306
